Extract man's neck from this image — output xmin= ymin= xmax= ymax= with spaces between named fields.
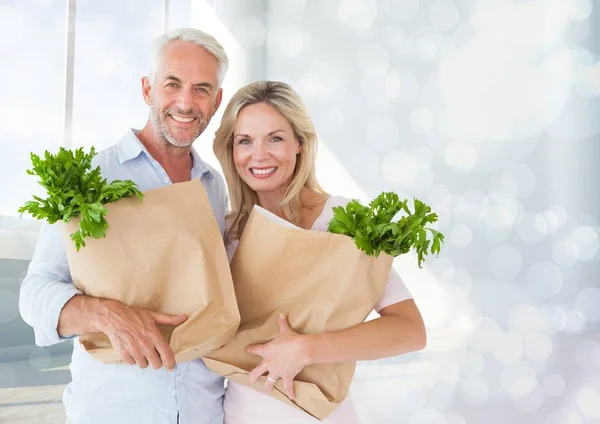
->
xmin=137 ymin=125 xmax=194 ymax=183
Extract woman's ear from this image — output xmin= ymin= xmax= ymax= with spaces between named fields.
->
xmin=296 ymin=138 xmax=302 ymax=154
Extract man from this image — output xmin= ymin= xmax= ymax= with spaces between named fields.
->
xmin=19 ymin=28 xmax=229 ymax=424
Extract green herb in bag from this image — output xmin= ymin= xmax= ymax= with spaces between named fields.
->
xmin=327 ymin=192 xmax=444 ymax=267
xmin=19 ymin=147 xmax=143 ymax=251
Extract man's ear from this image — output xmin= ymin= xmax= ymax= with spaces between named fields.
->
xmin=142 ymin=76 xmax=152 ymax=105
xmin=213 ymin=88 xmax=223 ymax=114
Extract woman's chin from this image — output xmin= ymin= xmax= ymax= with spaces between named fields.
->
xmin=248 ymin=181 xmax=276 ymax=193
xmin=242 ymin=176 xmax=281 ymax=194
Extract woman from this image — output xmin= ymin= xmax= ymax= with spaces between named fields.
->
xmin=213 ymin=81 xmax=426 ymax=423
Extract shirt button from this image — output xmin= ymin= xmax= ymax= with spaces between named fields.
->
xmin=177 ymin=375 xmax=182 ymax=382
xmin=172 ymin=389 xmax=178 ymax=396
xmin=163 ymin=177 xmax=169 ymax=184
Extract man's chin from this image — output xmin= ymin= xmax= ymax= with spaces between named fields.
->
xmin=166 ymin=138 xmax=195 ymax=148
xmin=164 ymin=127 xmax=204 ymax=147
xmin=163 ymin=131 xmax=198 ymax=148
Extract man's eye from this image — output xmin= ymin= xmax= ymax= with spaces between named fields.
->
xmin=195 ymin=87 xmax=208 ymax=93
xmin=166 ymin=83 xmax=178 ymax=88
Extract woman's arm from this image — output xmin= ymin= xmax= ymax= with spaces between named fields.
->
xmin=306 ymin=299 xmax=426 ymax=363
xmin=247 ymin=299 xmax=426 ymax=398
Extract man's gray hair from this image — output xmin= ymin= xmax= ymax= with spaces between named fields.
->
xmin=149 ymin=28 xmax=229 ymax=88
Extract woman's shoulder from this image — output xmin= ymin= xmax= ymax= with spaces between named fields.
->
xmin=326 ymin=195 xmax=353 ymax=209
xmin=311 ymin=195 xmax=353 ymax=231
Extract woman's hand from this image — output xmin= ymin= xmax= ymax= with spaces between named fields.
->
xmin=246 ymin=314 xmax=312 ymax=399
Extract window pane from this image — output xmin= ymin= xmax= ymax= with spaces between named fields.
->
xmin=71 ymin=0 xmax=163 ymax=151
xmin=0 ymin=0 xmax=67 ymax=218
xmin=168 ymin=0 xmax=192 ymax=30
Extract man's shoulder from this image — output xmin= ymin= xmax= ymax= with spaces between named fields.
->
xmin=202 ymin=161 xmax=226 ymax=188
xmin=93 ymin=143 xmax=119 ymax=160
xmin=90 ymin=130 xmax=137 ymax=171
xmin=90 ymin=144 xmax=122 ymax=177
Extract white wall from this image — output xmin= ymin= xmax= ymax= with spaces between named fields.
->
xmin=262 ymin=1 xmax=600 ymax=423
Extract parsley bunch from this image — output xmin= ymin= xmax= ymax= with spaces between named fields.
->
xmin=19 ymin=147 xmax=143 ymax=251
xmin=327 ymin=192 xmax=444 ymax=267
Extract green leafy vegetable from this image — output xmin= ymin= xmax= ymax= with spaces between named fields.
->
xmin=18 ymin=147 xmax=143 ymax=251
xmin=327 ymin=192 xmax=444 ymax=267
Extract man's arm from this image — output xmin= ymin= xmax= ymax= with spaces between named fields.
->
xmin=59 ymin=294 xmax=187 ymax=370
xmin=57 ymin=294 xmax=115 ymax=337
xmin=19 ymin=221 xmax=82 ymax=346
xmin=19 ymin=221 xmax=187 ymax=370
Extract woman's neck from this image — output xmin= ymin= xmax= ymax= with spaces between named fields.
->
xmin=256 ymin=186 xmax=329 ymax=229
xmin=256 ymin=186 xmax=289 ymax=218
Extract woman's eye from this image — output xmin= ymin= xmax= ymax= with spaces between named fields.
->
xmin=237 ymin=139 xmax=251 ymax=145
xmin=271 ymin=136 xmax=283 ymax=142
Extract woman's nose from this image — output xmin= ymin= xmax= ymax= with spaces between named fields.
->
xmin=253 ymin=141 xmax=269 ymax=161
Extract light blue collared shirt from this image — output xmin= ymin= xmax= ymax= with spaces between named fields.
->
xmin=19 ymin=129 xmax=229 ymax=424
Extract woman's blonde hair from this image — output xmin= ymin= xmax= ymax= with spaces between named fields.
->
xmin=214 ymin=81 xmax=325 ymax=240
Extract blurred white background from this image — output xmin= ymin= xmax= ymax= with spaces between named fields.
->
xmin=0 ymin=0 xmax=599 ymax=423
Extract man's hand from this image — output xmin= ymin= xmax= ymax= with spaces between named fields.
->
xmin=57 ymin=295 xmax=186 ymax=371
xmin=98 ymin=301 xmax=187 ymax=371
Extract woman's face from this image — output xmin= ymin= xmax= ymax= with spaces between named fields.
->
xmin=232 ymin=102 xmax=301 ymax=195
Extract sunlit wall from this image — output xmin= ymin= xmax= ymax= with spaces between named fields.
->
xmin=258 ymin=1 xmax=600 ymax=423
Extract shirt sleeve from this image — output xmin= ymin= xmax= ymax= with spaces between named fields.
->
xmin=221 ymin=182 xmax=230 ymax=239
xmin=210 ymin=171 xmax=229 ymax=237
xmin=373 ymin=266 xmax=413 ymax=313
xmin=19 ymin=221 xmax=81 ymax=347
xmin=225 ymin=238 xmax=239 ymax=263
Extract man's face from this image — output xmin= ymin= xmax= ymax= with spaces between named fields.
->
xmin=143 ymin=40 xmax=223 ymax=148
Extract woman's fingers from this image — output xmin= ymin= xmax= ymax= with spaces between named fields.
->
xmin=264 ymin=373 xmax=278 ymax=392
xmin=248 ymin=361 xmax=270 ymax=384
xmin=282 ymin=376 xmax=295 ymax=399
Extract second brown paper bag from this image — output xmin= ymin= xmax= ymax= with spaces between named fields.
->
xmin=203 ymin=206 xmax=393 ymax=420
xmin=62 ymin=179 xmax=240 ymax=363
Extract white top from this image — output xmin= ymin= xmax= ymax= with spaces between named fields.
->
xmin=224 ymin=195 xmax=412 ymax=424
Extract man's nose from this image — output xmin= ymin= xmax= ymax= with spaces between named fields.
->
xmin=176 ymin=88 xmax=194 ymax=111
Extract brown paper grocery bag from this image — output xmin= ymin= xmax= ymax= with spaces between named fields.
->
xmin=203 ymin=206 xmax=393 ymax=420
xmin=61 ymin=179 xmax=240 ymax=364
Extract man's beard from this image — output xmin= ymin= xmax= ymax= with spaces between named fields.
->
xmin=150 ymin=103 xmax=210 ymax=148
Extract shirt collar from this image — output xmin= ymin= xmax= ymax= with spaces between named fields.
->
xmin=117 ymin=128 xmax=213 ymax=180
xmin=116 ymin=129 xmax=145 ymax=164
xmin=190 ymin=147 xmax=213 ymax=180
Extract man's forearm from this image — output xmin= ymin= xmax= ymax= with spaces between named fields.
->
xmin=57 ymin=294 xmax=113 ymax=337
